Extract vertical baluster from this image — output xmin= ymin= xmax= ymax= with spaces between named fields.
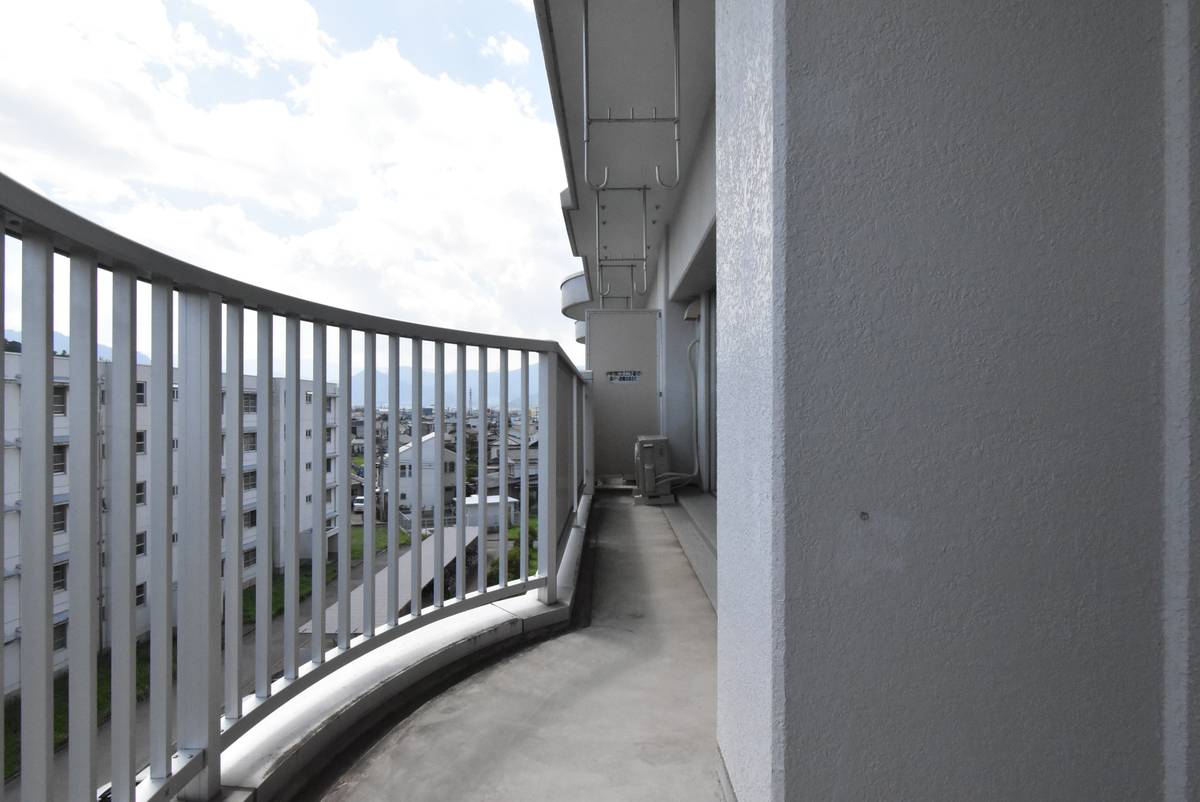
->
xmin=149 ymin=280 xmax=174 ymax=780
xmin=223 ymin=303 xmax=244 ymax=716
xmin=476 ymin=347 xmax=487 ymax=592
xmin=0 ymin=236 xmax=5 ymax=802
xmin=363 ymin=333 xmax=376 ymax=635
xmin=387 ymin=336 xmax=399 ymax=624
xmin=20 ymin=230 xmax=55 ymax=797
xmin=337 ymin=327 xmax=351 ymax=646
xmin=519 ymin=352 xmax=530 ymax=583
xmin=255 ymin=311 xmax=273 ymax=698
xmin=67 ymin=249 xmax=98 ymax=801
xmin=410 ymin=340 xmax=422 ymax=615
xmin=311 ymin=323 xmax=327 ymax=662
xmin=455 ymin=345 xmax=467 ymax=600
xmin=497 ymin=349 xmax=508 ymax=585
xmin=432 ymin=342 xmax=444 ymax=606
xmin=176 ymin=290 xmax=222 ymax=799
xmin=108 ymin=266 xmax=136 ymax=800
xmin=283 ymin=316 xmax=300 ymax=677
xmin=537 ymin=352 xmax=558 ymax=605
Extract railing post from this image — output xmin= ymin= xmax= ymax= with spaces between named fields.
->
xmin=149 ymin=278 xmax=175 ymax=780
xmin=177 ymin=290 xmax=222 ymax=799
xmin=67 ymin=248 xmax=99 ymax=802
xmin=19 ymin=227 xmax=53 ymax=796
xmin=537 ymin=351 xmax=558 ymax=605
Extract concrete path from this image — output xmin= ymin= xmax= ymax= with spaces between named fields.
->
xmin=306 ymin=492 xmax=722 ymax=802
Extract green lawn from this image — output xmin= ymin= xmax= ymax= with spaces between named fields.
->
xmin=243 ymin=525 xmax=403 ymax=625
xmin=5 ymin=639 xmax=160 ymax=779
xmin=487 ymin=517 xmax=539 ymax=585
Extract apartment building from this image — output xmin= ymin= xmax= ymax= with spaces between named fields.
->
xmin=0 ymin=352 xmax=340 ymax=693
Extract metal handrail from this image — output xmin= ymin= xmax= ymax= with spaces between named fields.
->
xmin=0 ymin=173 xmax=585 ymax=378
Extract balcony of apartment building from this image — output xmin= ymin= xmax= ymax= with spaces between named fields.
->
xmin=2 ymin=0 xmax=1198 ymax=800
xmin=0 ymin=0 xmax=723 ymax=783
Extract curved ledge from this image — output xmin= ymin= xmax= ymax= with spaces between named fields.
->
xmin=218 ymin=495 xmax=593 ymax=801
xmin=560 ymin=270 xmax=593 ymax=321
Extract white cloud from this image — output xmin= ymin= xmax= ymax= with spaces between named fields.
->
xmin=0 ymin=0 xmax=580 ymax=363
xmin=509 ymin=0 xmax=535 ymax=12
xmin=480 ymin=33 xmax=531 ymax=67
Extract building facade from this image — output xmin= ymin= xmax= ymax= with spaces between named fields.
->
xmin=0 ymin=353 xmax=340 ymax=693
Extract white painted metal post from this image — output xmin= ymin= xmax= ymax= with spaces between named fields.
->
xmin=537 ymin=352 xmax=558 ymax=605
xmin=149 ymin=279 xmax=175 ymax=780
xmin=386 ymin=335 xmax=399 ymax=624
xmin=109 ymin=266 xmax=137 ymax=801
xmin=363 ymin=333 xmax=377 ymax=634
xmin=255 ymin=310 xmax=274 ymax=698
xmin=476 ymin=347 xmax=487 ymax=592
xmin=176 ymin=290 xmax=222 ymax=799
xmin=498 ymin=349 xmax=509 ymax=585
xmin=519 ymin=352 xmax=530 ymax=582
xmin=224 ymin=303 xmax=244 ymax=715
xmin=311 ymin=323 xmax=327 ymax=661
xmin=410 ymin=339 xmax=423 ymax=615
xmin=337 ymin=327 xmax=352 ymax=645
xmin=432 ymin=341 xmax=444 ymax=606
xmin=67 ymin=248 xmax=98 ymax=802
xmin=20 ymin=231 xmax=53 ymax=798
xmin=283 ymin=315 xmax=301 ymax=677
xmin=455 ymin=345 xmax=467 ymax=600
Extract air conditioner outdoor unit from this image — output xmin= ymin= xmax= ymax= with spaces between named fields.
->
xmin=633 ymin=434 xmax=675 ymax=505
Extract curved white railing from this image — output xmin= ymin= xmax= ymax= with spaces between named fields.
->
xmin=0 ymin=173 xmax=591 ymax=801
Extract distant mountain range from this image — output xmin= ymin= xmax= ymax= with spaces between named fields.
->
xmin=350 ymin=368 xmax=538 ymax=409
xmin=3 ymin=330 xmax=534 ymax=409
xmin=5 ymin=330 xmax=151 ymax=364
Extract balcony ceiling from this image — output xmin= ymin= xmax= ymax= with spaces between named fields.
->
xmin=537 ymin=0 xmax=715 ymax=315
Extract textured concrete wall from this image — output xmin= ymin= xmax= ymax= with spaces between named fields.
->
xmin=716 ymin=0 xmax=1195 ymax=799
xmin=714 ymin=0 xmax=781 ymax=797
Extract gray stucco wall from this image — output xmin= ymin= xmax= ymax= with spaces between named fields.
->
xmin=717 ymin=1 xmax=1196 ymax=800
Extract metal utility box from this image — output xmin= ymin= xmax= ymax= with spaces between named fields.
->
xmin=634 ymin=434 xmax=675 ymax=505
xmin=586 ymin=309 xmax=661 ymax=483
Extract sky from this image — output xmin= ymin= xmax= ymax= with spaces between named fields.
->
xmin=0 ymin=0 xmax=582 ymax=372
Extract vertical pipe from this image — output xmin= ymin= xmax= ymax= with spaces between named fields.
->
xmin=337 ymin=328 xmax=352 ymax=646
xmin=410 ymin=340 xmax=423 ymax=615
xmin=498 ymin=349 xmax=509 ymax=585
xmin=387 ymin=336 xmax=399 ymax=625
xmin=455 ymin=345 xmax=467 ymax=600
xmin=572 ymin=376 xmax=580 ymax=511
xmin=476 ymin=347 xmax=488 ymax=592
xmin=520 ymin=352 xmax=530 ymax=582
xmin=149 ymin=279 xmax=174 ymax=779
xmin=432 ymin=341 xmax=444 ymax=606
xmin=537 ymin=352 xmax=558 ymax=605
xmin=310 ymin=323 xmax=327 ymax=662
xmin=584 ymin=377 xmax=595 ymax=494
xmin=108 ymin=266 xmax=136 ymax=801
xmin=282 ymin=316 xmax=300 ymax=677
xmin=255 ymin=311 xmax=273 ymax=698
xmin=223 ymin=303 xmax=244 ymax=715
xmin=176 ymin=290 xmax=222 ymax=799
xmin=67 ymin=249 xmax=98 ymax=801
xmin=363 ymin=333 xmax=377 ymax=634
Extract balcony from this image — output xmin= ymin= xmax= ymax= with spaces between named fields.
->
xmin=0 ymin=174 xmax=657 ymax=801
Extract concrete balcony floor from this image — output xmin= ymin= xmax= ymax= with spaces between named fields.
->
xmin=305 ymin=491 xmax=722 ymax=801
